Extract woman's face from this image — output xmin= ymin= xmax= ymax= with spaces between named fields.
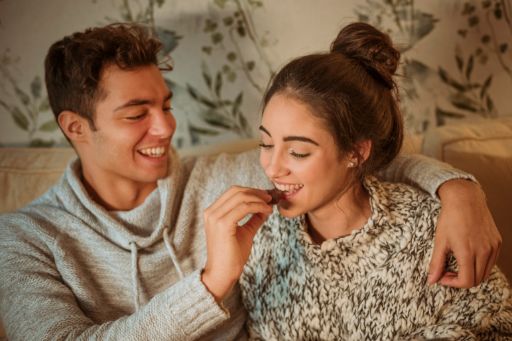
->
xmin=259 ymin=93 xmax=353 ymax=218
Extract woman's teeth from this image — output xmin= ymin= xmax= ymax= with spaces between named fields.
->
xmin=274 ymin=183 xmax=304 ymax=194
xmin=139 ymin=146 xmax=165 ymax=157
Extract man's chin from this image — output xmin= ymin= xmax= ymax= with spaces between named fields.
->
xmin=136 ymin=166 xmax=169 ymax=183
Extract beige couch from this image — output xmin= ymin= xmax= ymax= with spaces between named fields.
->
xmin=1 ymin=118 xmax=511 ymax=338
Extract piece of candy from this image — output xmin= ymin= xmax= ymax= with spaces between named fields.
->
xmin=266 ymin=188 xmax=284 ymax=205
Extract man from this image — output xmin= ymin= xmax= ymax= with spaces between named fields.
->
xmin=0 ymin=23 xmax=501 ymax=340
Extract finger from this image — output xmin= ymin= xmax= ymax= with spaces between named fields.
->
xmin=217 ymin=190 xmax=272 ymax=218
xmin=206 ymin=187 xmax=271 ymax=222
xmin=474 ymin=248 xmax=493 ymax=285
xmin=439 ymin=253 xmax=475 ymax=288
xmin=435 ymin=271 xmax=458 ymax=286
xmin=208 ymin=186 xmax=271 ymax=213
xmin=218 ymin=201 xmax=273 ymax=231
xmin=483 ymin=243 xmax=499 ymax=281
xmin=206 ymin=186 xmax=247 ymax=213
xmin=428 ymin=242 xmax=449 ymax=285
xmin=240 ymin=211 xmax=271 ymax=237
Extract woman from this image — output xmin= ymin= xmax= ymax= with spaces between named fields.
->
xmin=231 ymin=23 xmax=511 ymax=339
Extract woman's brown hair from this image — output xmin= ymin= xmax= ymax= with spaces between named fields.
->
xmin=263 ymin=22 xmax=403 ymax=178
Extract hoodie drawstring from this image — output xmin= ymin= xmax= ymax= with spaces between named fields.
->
xmin=128 ymin=227 xmax=184 ymax=311
xmin=129 ymin=241 xmax=141 ymax=310
xmin=163 ymin=226 xmax=184 ymax=280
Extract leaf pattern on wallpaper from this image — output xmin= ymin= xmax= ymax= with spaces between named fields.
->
xmin=458 ymin=0 xmax=511 ymax=79
xmin=0 ymin=52 xmax=58 ymax=147
xmin=101 ymin=0 xmax=271 ymax=146
xmin=356 ymin=0 xmax=510 ymax=132
xmin=186 ymin=0 xmax=274 ymax=144
xmin=435 ymin=0 xmax=509 ymax=125
xmin=356 ymin=0 xmax=441 ymax=132
xmin=2 ymin=0 xmax=510 ymax=146
xmin=436 ymin=46 xmax=497 ymax=125
xmin=355 ymin=0 xmax=437 ymax=53
xmin=101 ymin=0 xmax=182 ymax=61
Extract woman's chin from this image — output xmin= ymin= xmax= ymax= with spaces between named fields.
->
xmin=277 ymin=205 xmax=303 ymax=218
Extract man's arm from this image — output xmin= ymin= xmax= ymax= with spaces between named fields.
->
xmin=0 ymin=223 xmax=228 ymax=341
xmin=376 ymin=153 xmax=476 ymax=196
xmin=377 ymin=153 xmax=502 ymax=288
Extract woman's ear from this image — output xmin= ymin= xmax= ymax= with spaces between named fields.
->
xmin=348 ymin=139 xmax=372 ymax=166
xmin=57 ymin=111 xmax=90 ymax=144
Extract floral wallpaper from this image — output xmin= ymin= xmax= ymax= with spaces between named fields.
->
xmin=0 ymin=0 xmax=511 ymax=148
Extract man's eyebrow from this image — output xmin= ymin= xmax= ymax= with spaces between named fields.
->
xmin=283 ymin=136 xmax=319 ymax=146
xmin=114 ymin=91 xmax=173 ymax=112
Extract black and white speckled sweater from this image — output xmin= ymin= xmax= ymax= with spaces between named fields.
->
xmin=240 ymin=177 xmax=512 ymax=340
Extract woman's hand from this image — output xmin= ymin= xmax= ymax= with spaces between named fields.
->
xmin=201 ymin=186 xmax=272 ymax=302
xmin=428 ymin=179 xmax=502 ymax=288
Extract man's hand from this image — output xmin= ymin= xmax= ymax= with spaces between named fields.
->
xmin=428 ymin=179 xmax=502 ymax=288
xmin=201 ymin=186 xmax=272 ymax=302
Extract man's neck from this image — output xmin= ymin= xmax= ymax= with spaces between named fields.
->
xmin=80 ymin=171 xmax=157 ymax=211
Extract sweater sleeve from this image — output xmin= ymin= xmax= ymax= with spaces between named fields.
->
xmin=376 ymin=153 xmax=476 ymax=198
xmin=0 ymin=224 xmax=229 ymax=341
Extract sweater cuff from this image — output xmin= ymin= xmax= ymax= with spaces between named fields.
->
xmin=166 ymin=269 xmax=230 ymax=336
xmin=424 ymin=169 xmax=477 ymax=199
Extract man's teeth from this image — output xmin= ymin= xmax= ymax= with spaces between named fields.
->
xmin=139 ymin=146 xmax=165 ymax=157
xmin=274 ymin=183 xmax=304 ymax=193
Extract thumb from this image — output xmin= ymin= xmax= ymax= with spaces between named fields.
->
xmin=428 ymin=242 xmax=448 ymax=285
xmin=242 ymin=212 xmax=269 ymax=237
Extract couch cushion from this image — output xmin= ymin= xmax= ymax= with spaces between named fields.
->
xmin=0 ymin=148 xmax=77 ymax=213
xmin=422 ymin=117 xmax=512 ymax=280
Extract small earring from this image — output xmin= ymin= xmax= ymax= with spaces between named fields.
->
xmin=348 ymin=161 xmax=356 ymax=168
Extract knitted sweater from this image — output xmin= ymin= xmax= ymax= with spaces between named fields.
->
xmin=0 ymin=149 xmax=473 ymax=340
xmin=240 ymin=177 xmax=512 ymax=340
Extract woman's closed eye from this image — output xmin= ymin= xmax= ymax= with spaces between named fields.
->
xmin=259 ymin=142 xmax=273 ymax=149
xmin=288 ymin=148 xmax=310 ymax=159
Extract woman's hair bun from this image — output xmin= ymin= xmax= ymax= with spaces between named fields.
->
xmin=330 ymin=22 xmax=400 ymax=89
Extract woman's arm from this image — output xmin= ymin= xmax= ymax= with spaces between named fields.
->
xmin=378 ymin=154 xmax=502 ymax=288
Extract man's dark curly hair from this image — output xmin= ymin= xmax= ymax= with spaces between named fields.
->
xmin=44 ymin=23 xmax=163 ymax=130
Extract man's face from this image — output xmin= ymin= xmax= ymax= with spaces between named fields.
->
xmin=79 ymin=64 xmax=176 ymax=191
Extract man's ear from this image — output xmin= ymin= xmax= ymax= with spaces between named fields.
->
xmin=58 ymin=111 xmax=90 ymax=143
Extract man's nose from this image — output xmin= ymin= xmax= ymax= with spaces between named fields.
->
xmin=148 ymin=110 xmax=176 ymax=138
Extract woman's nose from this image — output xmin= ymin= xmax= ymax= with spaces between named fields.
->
xmin=264 ymin=153 xmax=290 ymax=179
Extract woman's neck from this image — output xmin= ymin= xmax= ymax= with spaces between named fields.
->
xmin=306 ymin=181 xmax=371 ymax=244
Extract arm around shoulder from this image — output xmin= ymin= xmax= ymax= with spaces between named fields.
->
xmin=378 ymin=153 xmax=476 ymax=197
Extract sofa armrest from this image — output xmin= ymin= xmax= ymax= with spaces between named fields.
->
xmin=422 ymin=117 xmax=512 ymax=281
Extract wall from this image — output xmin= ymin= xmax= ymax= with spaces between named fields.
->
xmin=1 ymin=0 xmax=511 ymax=148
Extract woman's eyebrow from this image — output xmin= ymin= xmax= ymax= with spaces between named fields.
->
xmin=283 ymin=136 xmax=319 ymax=146
xmin=259 ymin=125 xmax=271 ymax=136
xmin=259 ymin=125 xmax=319 ymax=145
